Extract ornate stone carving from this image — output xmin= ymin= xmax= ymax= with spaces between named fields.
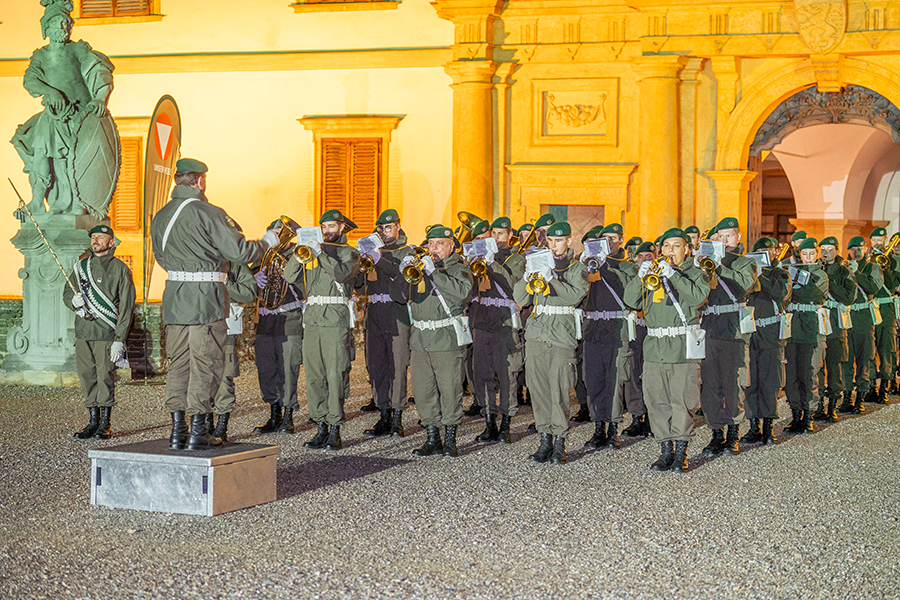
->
xmin=751 ymin=85 xmax=900 ymax=153
xmin=546 ymin=93 xmax=608 ymax=130
xmin=794 ymin=0 xmax=846 ymax=54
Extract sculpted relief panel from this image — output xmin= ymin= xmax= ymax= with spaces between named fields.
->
xmin=532 ymin=78 xmax=619 ymax=147
xmin=794 ymin=0 xmax=847 ymax=53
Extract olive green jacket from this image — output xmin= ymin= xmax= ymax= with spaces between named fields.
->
xmin=702 ymin=250 xmax=759 ymax=342
xmin=284 ymin=235 xmax=359 ymax=329
xmin=513 ymin=254 xmax=589 ymax=351
xmin=786 ymin=263 xmax=828 ymax=344
xmin=390 ymin=253 xmax=474 ymax=352
xmin=623 ymin=261 xmax=710 ymax=364
xmin=822 ymin=258 xmax=857 ymax=340
xmin=354 ymin=234 xmax=414 ymax=334
xmin=63 ymin=249 xmax=135 ymax=343
xmin=149 ymin=185 xmax=268 ymax=325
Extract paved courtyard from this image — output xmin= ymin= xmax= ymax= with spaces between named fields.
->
xmin=1 ymin=358 xmax=898 ymax=600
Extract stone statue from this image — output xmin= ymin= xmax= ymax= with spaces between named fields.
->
xmin=10 ymin=0 xmax=120 ymax=219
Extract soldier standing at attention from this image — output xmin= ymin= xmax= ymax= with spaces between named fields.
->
xmin=699 ymin=218 xmax=758 ymax=456
xmin=622 ymin=241 xmax=656 ymax=437
xmin=867 ymin=228 xmax=898 ymax=404
xmin=392 ymin=225 xmax=474 ymax=457
xmin=64 ymin=225 xmax=135 ymax=440
xmin=513 ymin=222 xmax=589 ymax=465
xmin=359 ymin=209 xmax=414 ymax=438
xmin=150 ymin=158 xmax=275 ymax=450
xmin=284 ymin=209 xmax=360 ymax=451
xmin=624 ymin=228 xmax=710 ymax=472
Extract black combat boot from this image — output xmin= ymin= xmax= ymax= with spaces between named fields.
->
xmin=474 ymin=413 xmax=499 ymax=443
xmin=761 ymin=418 xmax=777 ymax=445
xmin=169 ymin=411 xmax=188 ymax=450
xmin=583 ymin=421 xmax=607 ymax=450
xmin=876 ymin=380 xmax=888 ymax=404
xmin=702 ymin=428 xmax=726 ymax=456
xmin=853 ymin=389 xmax=866 ymax=414
xmin=740 ymin=418 xmax=762 ymax=443
xmin=324 ymin=424 xmax=342 ymax=451
xmin=253 ymin=403 xmax=282 ymax=435
xmin=801 ymin=410 xmax=814 ymax=433
xmin=785 ymin=410 xmax=804 ymax=433
xmin=549 ymin=436 xmax=567 ymax=465
xmin=838 ymin=391 xmax=854 ymax=413
xmin=623 ymin=414 xmax=645 ymax=437
xmin=725 ymin=424 xmax=739 ymax=454
xmin=276 ymin=407 xmax=295 ymax=434
xmin=607 ymin=422 xmax=621 ymax=449
xmin=571 ymin=404 xmax=591 ymax=423
xmin=303 ymin=422 xmax=329 ymax=449
xmin=412 ymin=425 xmax=443 ymax=456
xmin=643 ymin=416 xmax=653 ymax=437
xmin=864 ymin=386 xmax=878 ymax=407
xmin=825 ymin=396 xmax=839 ymax=423
xmin=361 ymin=398 xmax=379 ymax=412
xmin=212 ymin=412 xmax=230 ymax=443
xmin=73 ymin=407 xmax=100 ymax=439
xmin=498 ymin=414 xmax=512 ymax=444
xmin=650 ymin=441 xmax=674 ymax=471
xmin=186 ymin=413 xmax=223 ymax=451
xmin=391 ymin=410 xmax=404 ymax=437
xmin=528 ymin=433 xmax=553 ymax=463
xmin=464 ymin=401 xmax=482 ymax=417
xmin=364 ymin=409 xmax=393 ymax=437
xmin=442 ymin=425 xmax=459 ymax=457
xmin=93 ymin=407 xmax=112 ymax=440
xmin=813 ymin=392 xmax=829 ymax=421
xmin=671 ymin=440 xmax=689 ymax=472
xmin=204 ymin=412 xmax=215 ymax=432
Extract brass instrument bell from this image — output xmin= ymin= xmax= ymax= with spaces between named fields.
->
xmin=874 ymin=233 xmax=900 ymax=269
xmin=402 ymin=246 xmax=431 ymax=285
xmin=359 ymin=254 xmax=375 ymax=274
xmin=294 ymin=244 xmax=316 ymax=264
xmin=642 ymin=255 xmax=670 ymax=292
xmin=525 ymin=272 xmax=549 ymax=295
xmin=258 ymin=215 xmax=300 ymax=310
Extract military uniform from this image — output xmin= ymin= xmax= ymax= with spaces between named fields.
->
xmin=815 ymin=245 xmax=857 ymax=420
xmin=391 ymin=226 xmax=473 ymax=457
xmin=869 ymin=232 xmax=899 ymax=404
xmin=149 ymin=159 xmax=270 ymax=450
xmin=841 ymin=238 xmax=883 ymax=414
xmin=63 ymin=225 xmax=136 ymax=440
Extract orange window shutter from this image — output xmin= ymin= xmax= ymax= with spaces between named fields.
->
xmin=114 ymin=0 xmax=151 ymax=15
xmin=81 ymin=0 xmax=115 ymax=17
xmin=349 ymin=140 xmax=381 ymax=236
xmin=110 ymin=136 xmax=143 ymax=232
xmin=322 ymin=140 xmax=350 ymax=215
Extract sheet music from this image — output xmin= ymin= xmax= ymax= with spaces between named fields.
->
xmin=582 ymin=238 xmax=610 ymax=259
xmin=356 ymin=233 xmax=384 ymax=256
xmin=745 ymin=251 xmax=771 ymax=270
xmin=698 ymin=240 xmax=726 ymax=262
xmin=296 ymin=226 xmax=324 ymax=247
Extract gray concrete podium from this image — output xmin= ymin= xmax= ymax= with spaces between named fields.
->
xmin=88 ymin=440 xmax=279 ymax=516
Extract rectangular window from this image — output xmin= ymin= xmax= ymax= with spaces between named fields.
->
xmin=81 ymin=0 xmax=151 ymax=18
xmin=322 ymin=139 xmax=381 ymax=239
xmin=109 ymin=136 xmax=143 ymax=233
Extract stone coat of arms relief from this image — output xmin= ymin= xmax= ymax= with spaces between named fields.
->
xmin=794 ymin=0 xmax=847 ymax=54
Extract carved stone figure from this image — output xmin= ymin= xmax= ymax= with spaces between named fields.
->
xmin=10 ymin=0 xmax=120 ymax=219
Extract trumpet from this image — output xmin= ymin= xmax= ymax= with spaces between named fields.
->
xmin=582 ymin=255 xmax=602 ymax=273
xmin=697 ymin=229 xmax=718 ymax=286
xmin=360 ymin=254 xmax=375 ymax=274
xmin=774 ymin=242 xmax=792 ymax=264
xmin=294 ymin=244 xmax=316 ymax=265
xmin=258 ymin=215 xmax=300 ymax=310
xmin=403 ymin=247 xmax=432 ymax=285
xmin=873 ymin=234 xmax=900 ymax=269
xmin=468 ymin=256 xmax=488 ymax=279
xmin=525 ymin=272 xmax=549 ymax=295
xmin=642 ymin=255 xmax=670 ymax=292
xmin=516 ymin=219 xmax=538 ymax=255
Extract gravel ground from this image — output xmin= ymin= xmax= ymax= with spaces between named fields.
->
xmin=0 ymin=357 xmax=898 ymax=600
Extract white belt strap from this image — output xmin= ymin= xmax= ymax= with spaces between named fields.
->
xmin=875 ymin=297 xmax=895 ymax=306
xmin=167 ymin=271 xmax=227 ymax=282
xmin=473 ymin=296 xmax=516 ymax=309
xmin=534 ymin=305 xmax=576 ymax=316
xmin=306 ymin=295 xmax=347 ymax=306
xmin=849 ymin=301 xmax=872 ymax=311
xmin=259 ymin=299 xmax=304 ymax=316
xmin=412 ymin=318 xmax=455 ymax=331
xmin=161 ymin=197 xmax=198 ymax=252
xmin=705 ymin=302 xmax=743 ymax=316
xmin=755 ymin=315 xmax=781 ymax=327
xmin=584 ymin=310 xmax=628 ymax=321
xmin=368 ymin=293 xmax=392 ymax=304
xmin=647 ymin=324 xmax=700 ymax=338
xmin=787 ymin=303 xmax=818 ymax=312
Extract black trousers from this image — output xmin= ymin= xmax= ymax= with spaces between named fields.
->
xmin=699 ymin=338 xmax=748 ymax=429
xmin=744 ymin=337 xmax=783 ymax=420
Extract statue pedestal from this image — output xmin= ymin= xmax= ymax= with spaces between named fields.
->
xmin=2 ymin=214 xmax=88 ymax=385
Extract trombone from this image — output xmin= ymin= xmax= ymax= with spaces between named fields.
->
xmin=642 ymin=255 xmax=670 ymax=292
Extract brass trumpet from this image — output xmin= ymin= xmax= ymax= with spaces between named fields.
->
xmin=525 ymin=272 xmax=549 ymax=295
xmin=642 ymin=255 xmax=670 ymax=292
xmin=403 ymin=247 xmax=432 ymax=285
xmin=582 ymin=255 xmax=602 ymax=273
xmin=468 ymin=256 xmax=488 ymax=279
xmin=294 ymin=244 xmax=316 ymax=265
xmin=697 ymin=229 xmax=717 ymax=285
xmin=258 ymin=215 xmax=300 ymax=310
xmin=873 ymin=234 xmax=900 ymax=269
xmin=774 ymin=242 xmax=792 ymax=264
xmin=360 ymin=254 xmax=375 ymax=274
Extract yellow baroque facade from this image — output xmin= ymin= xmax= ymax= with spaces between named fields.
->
xmin=1 ymin=0 xmax=899 ymax=301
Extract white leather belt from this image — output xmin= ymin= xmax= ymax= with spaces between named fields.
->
xmin=368 ymin=293 xmax=392 ymax=304
xmin=850 ymin=302 xmax=873 ymax=311
xmin=472 ymin=297 xmax=516 ymax=309
xmin=307 ymin=295 xmax=347 ymax=306
xmin=787 ymin=303 xmax=818 ymax=312
xmin=636 ymin=317 xmax=646 ymax=327
xmin=412 ymin=318 xmax=454 ymax=331
xmin=647 ymin=324 xmax=700 ymax=338
xmin=533 ymin=305 xmax=576 ymax=316
xmin=824 ymin=300 xmax=841 ymax=309
xmin=756 ymin=315 xmax=781 ymax=327
xmin=705 ymin=303 xmax=743 ymax=316
xmin=259 ymin=300 xmax=304 ymax=316
xmin=874 ymin=297 xmax=894 ymax=305
xmin=584 ymin=310 xmax=627 ymax=321
xmin=167 ymin=271 xmax=227 ymax=283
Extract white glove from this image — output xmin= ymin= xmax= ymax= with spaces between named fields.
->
xmin=658 ymin=260 xmax=676 ymax=279
xmin=72 ymin=294 xmax=86 ymax=309
xmin=110 ymin=341 xmax=126 ymax=363
xmin=399 ymin=255 xmax=416 ymax=271
xmin=484 ymin=251 xmax=495 ymax=266
xmin=75 ymin=307 xmax=90 ymax=319
xmin=254 ymin=268 xmax=267 ymax=288
xmin=848 ymin=260 xmax=858 ymax=273
xmin=638 ymin=261 xmax=652 ymax=279
xmin=420 ymin=255 xmax=436 ymax=276
xmin=262 ymin=229 xmax=279 ymax=248
xmin=306 ymin=239 xmax=322 ymax=257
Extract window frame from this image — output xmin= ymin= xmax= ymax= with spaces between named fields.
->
xmin=290 ymin=0 xmax=399 ymax=13
xmin=73 ymin=0 xmax=163 ymax=25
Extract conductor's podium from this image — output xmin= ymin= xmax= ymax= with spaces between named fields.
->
xmin=88 ymin=439 xmax=279 ymax=516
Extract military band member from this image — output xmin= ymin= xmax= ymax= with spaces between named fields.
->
xmin=580 ymin=223 xmax=637 ymax=450
xmin=742 ymin=237 xmax=791 ymax=445
xmin=840 ymin=236 xmax=883 ymax=413
xmin=64 ymin=225 xmax=135 ymax=440
xmin=867 ymin=227 xmax=897 ymax=404
xmin=624 ymin=228 xmax=710 ymax=472
xmin=533 ymin=213 xmax=556 ymax=249
xmin=684 ymin=225 xmax=700 ymax=252
xmin=783 ymin=238 xmax=828 ymax=434
xmin=814 ymin=237 xmax=857 ymax=421
xmin=513 ymin=221 xmax=589 ymax=465
xmin=149 ymin=158 xmax=274 ymax=450
xmin=284 ymin=209 xmax=360 ymax=451
xmin=392 ymin=225 xmax=474 ymax=457
xmin=514 ymin=222 xmax=534 ymax=405
xmin=699 ymin=218 xmax=758 ymax=456
xmin=622 ymin=241 xmax=655 ymax=437
xmin=358 ymin=209 xmax=414 ymax=438
xmin=624 ymin=236 xmax=643 ymax=261
xmin=789 ymin=231 xmax=807 ymax=262
xmin=464 ymin=218 xmax=491 ymax=418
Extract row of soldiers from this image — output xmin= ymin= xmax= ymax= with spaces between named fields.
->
xmin=64 ymin=157 xmax=900 ymax=472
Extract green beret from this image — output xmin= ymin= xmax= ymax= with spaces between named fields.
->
xmin=847 ymin=235 xmax=865 ymax=249
xmin=599 ymin=223 xmax=623 ymax=236
xmin=546 ymin=221 xmax=571 ymax=237
xmin=752 ymin=237 xmax=777 ymax=252
xmin=426 ymin=224 xmax=454 ymax=240
xmin=320 ymin=209 xmax=357 ymax=230
xmin=635 ymin=241 xmax=655 ymax=254
xmin=798 ymin=237 xmax=818 ymax=251
xmin=625 ymin=236 xmax=643 ymax=248
xmin=376 ymin=209 xmax=399 ymax=225
xmin=534 ymin=213 xmax=556 ymax=229
xmin=654 ymin=236 xmax=663 ymax=246
xmin=870 ymin=227 xmax=887 ymax=238
xmin=517 ymin=223 xmax=533 ymax=234
xmin=660 ymin=227 xmax=689 ymax=244
xmin=581 ymin=229 xmax=600 ymax=243
xmin=175 ymin=158 xmax=208 ymax=174
xmin=491 ymin=217 xmax=511 ymax=230
xmin=714 ymin=217 xmax=740 ymax=232
xmin=89 ymin=225 xmax=114 ymax=236
xmin=791 ymin=230 xmax=807 ymax=242
xmin=820 ymin=236 xmax=839 ymax=247
xmin=684 ymin=225 xmax=700 ymax=235
xmin=471 ymin=219 xmax=490 ymax=237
